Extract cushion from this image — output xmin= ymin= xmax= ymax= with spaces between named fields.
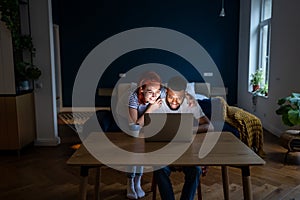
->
xmin=186 ymin=82 xmax=196 ymax=97
xmin=195 ymin=93 xmax=208 ymax=100
xmin=96 ymin=110 xmax=111 ymax=131
xmin=130 ymin=82 xmax=137 ymax=93
xmin=116 ymin=83 xmax=132 ymax=119
xmin=197 ymin=98 xmax=240 ymax=137
xmin=195 ymin=82 xmax=211 ymax=97
xmin=222 ymin=122 xmax=240 ymax=138
xmin=197 ymin=98 xmax=225 ymax=121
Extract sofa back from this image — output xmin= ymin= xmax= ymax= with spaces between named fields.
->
xmin=115 ymin=82 xmax=211 ymax=100
xmin=195 ymin=83 xmax=211 ymax=97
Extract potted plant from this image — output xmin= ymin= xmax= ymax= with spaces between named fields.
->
xmin=0 ymin=0 xmax=41 ymax=92
xmin=275 ymin=93 xmax=300 ymax=127
xmin=259 ymin=83 xmax=268 ymax=96
xmin=250 ymin=69 xmax=263 ymax=92
xmin=16 ymin=61 xmax=41 ymax=90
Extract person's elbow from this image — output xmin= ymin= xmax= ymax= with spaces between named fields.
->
xmin=198 ymin=116 xmax=214 ymax=133
xmin=207 ymin=122 xmax=214 ymax=132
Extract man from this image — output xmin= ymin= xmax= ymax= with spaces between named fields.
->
xmin=153 ymin=76 xmax=213 ymax=200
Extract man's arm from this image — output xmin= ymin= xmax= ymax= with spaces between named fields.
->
xmin=197 ymin=115 xmax=214 ymax=133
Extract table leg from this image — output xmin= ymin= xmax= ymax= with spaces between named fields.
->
xmin=94 ymin=167 xmax=101 ymax=200
xmin=80 ymin=166 xmax=89 ymax=200
xmin=221 ymin=166 xmax=229 ymax=200
xmin=241 ymin=166 xmax=252 ymax=200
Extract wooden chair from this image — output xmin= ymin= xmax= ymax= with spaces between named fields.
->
xmin=151 ymin=172 xmax=202 ymax=200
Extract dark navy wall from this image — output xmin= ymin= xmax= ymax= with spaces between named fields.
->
xmin=52 ymin=0 xmax=240 ymax=106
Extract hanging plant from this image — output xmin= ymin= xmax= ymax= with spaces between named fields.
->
xmin=0 ymin=0 xmax=19 ymax=32
xmin=26 ymin=65 xmax=41 ymax=80
xmin=0 ymin=0 xmax=41 ymax=88
xmin=16 ymin=34 xmax=36 ymax=53
xmin=15 ymin=61 xmax=41 ymax=82
xmin=0 ymin=0 xmax=21 ymax=50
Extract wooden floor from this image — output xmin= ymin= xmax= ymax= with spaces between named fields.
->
xmin=1 ymin=125 xmax=300 ymax=200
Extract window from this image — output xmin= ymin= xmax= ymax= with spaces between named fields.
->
xmin=259 ymin=0 xmax=272 ymax=88
xmin=249 ymin=0 xmax=272 ymax=96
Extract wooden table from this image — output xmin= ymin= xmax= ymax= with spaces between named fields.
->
xmin=67 ymin=132 xmax=265 ymax=200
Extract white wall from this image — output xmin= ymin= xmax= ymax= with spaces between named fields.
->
xmin=238 ymin=0 xmax=300 ymax=136
xmin=0 ymin=19 xmax=16 ymax=94
xmin=29 ymin=0 xmax=60 ymax=145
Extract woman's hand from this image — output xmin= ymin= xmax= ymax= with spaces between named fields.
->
xmin=147 ymin=98 xmax=162 ymax=112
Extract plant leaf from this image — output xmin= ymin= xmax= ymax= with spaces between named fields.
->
xmin=291 ymin=93 xmax=300 ymax=98
xmin=282 ymin=114 xmax=294 ymax=126
xmin=288 ymin=110 xmax=300 ymax=125
xmin=276 ymin=105 xmax=292 ymax=115
xmin=289 ymin=96 xmax=300 ymax=108
xmin=277 ymin=97 xmax=287 ymax=105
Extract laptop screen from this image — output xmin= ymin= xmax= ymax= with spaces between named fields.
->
xmin=143 ymin=113 xmax=196 ymax=142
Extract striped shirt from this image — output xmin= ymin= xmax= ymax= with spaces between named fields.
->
xmin=128 ymin=87 xmax=166 ymax=118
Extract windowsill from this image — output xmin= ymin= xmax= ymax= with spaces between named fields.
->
xmin=249 ymin=91 xmax=269 ymax=98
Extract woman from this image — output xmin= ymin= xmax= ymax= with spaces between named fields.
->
xmin=127 ymin=71 xmax=165 ymax=199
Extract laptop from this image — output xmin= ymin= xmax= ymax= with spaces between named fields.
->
xmin=143 ymin=113 xmax=196 ymax=142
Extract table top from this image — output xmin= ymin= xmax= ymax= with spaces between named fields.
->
xmin=67 ymin=132 xmax=265 ymax=167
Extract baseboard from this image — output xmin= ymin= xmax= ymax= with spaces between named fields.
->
xmin=34 ymin=137 xmax=61 ymax=146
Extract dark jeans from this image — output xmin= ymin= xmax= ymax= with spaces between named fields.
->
xmin=154 ymin=166 xmax=201 ymax=200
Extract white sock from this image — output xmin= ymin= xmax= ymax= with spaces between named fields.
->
xmin=134 ymin=175 xmax=145 ymax=198
xmin=127 ymin=178 xmax=138 ymax=199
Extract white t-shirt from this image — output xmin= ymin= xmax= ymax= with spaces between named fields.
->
xmin=153 ymin=97 xmax=205 ymax=120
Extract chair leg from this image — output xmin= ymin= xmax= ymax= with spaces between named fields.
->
xmin=151 ymin=173 xmax=157 ymax=200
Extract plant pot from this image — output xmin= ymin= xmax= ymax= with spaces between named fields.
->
xmin=18 ymin=80 xmax=32 ymax=91
xmin=252 ymin=85 xmax=260 ymax=92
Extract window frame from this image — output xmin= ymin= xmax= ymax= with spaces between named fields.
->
xmin=248 ymin=0 xmax=272 ymax=96
xmin=258 ymin=0 xmax=272 ymax=87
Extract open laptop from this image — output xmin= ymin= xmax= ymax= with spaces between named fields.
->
xmin=143 ymin=113 xmax=196 ymax=142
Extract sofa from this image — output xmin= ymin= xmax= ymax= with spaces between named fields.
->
xmin=95 ymin=82 xmax=265 ymax=157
